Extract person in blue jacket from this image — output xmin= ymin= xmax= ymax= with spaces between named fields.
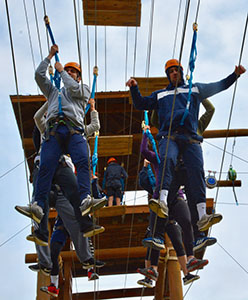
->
xmin=126 ymin=59 xmax=245 ymax=232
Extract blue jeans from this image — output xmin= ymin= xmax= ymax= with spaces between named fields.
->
xmin=35 ymin=124 xmax=90 ymax=210
xmin=158 ymin=135 xmax=206 ymax=206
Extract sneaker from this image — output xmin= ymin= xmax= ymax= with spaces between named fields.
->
xmin=186 ymin=257 xmax=209 ymax=272
xmin=28 ymin=264 xmax=40 ymax=272
xmin=137 ymin=267 xmax=158 ymax=281
xmin=26 ymin=233 xmax=48 ymax=247
xmin=148 ymin=199 xmax=168 ymax=218
xmin=137 ymin=277 xmax=153 ymax=288
xmin=193 ymin=236 xmax=217 ymax=253
xmin=28 ymin=263 xmax=51 ymax=276
xmin=88 ymin=270 xmax=99 ymax=281
xmin=82 ymin=258 xmax=106 ymax=269
xmin=40 ymin=284 xmax=59 ymax=297
xmin=80 ymin=195 xmax=108 ymax=216
xmin=15 ymin=201 xmax=44 ymax=224
xmin=142 ymin=237 xmax=165 ymax=250
xmin=83 ymin=225 xmax=105 ymax=238
xmin=183 ymin=273 xmax=200 ymax=285
xmin=197 ymin=213 xmax=223 ymax=231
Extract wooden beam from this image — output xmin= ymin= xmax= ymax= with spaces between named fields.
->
xmin=88 ymin=135 xmax=133 ymax=157
xmin=36 ymin=272 xmax=50 ymax=300
xmin=155 ymin=249 xmax=167 ymax=300
xmin=25 ymin=247 xmax=147 ymax=264
xmin=217 ymin=180 xmax=241 ymax=187
xmin=72 ymin=287 xmax=154 ymax=300
xmin=203 ymin=129 xmax=248 ymax=138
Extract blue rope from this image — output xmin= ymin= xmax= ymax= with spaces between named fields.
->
xmin=147 ymin=164 xmax=156 ymax=190
xmin=44 ymin=17 xmax=63 ymax=117
xmin=85 ymin=73 xmax=97 ymax=115
xmin=180 ymin=26 xmax=197 ymax=125
xmin=92 ymin=134 xmax=98 ymax=176
xmin=144 ymin=111 xmax=161 ymax=164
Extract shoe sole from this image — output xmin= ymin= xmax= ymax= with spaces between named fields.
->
xmin=40 ymin=288 xmax=58 ymax=298
xmin=193 ymin=238 xmax=217 ymax=252
xmin=82 ymin=262 xmax=106 ymax=270
xmin=187 ymin=260 xmax=209 ymax=272
xmin=15 ymin=205 xmax=42 ymax=224
xmin=142 ymin=239 xmax=165 ymax=251
xmin=149 ymin=200 xmax=168 ymax=219
xmin=81 ymin=198 xmax=108 ymax=217
xmin=83 ymin=226 xmax=105 ymax=238
xmin=137 ymin=269 xmax=158 ymax=281
xmin=198 ymin=214 xmax=223 ymax=232
xmin=137 ymin=280 xmax=153 ymax=288
xmin=91 ymin=198 xmax=108 ymax=214
xmin=26 ymin=234 xmax=48 ymax=247
xmin=183 ymin=275 xmax=200 ymax=285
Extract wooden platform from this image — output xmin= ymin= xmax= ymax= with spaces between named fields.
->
xmin=82 ymin=0 xmax=141 ymax=27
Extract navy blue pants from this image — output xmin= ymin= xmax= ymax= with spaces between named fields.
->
xmin=35 ymin=124 xmax=90 ymax=210
xmin=158 ymin=135 xmax=206 ymax=207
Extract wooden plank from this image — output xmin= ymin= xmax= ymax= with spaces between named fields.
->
xmin=88 ymin=135 xmax=133 ymax=157
xmin=94 ymin=205 xmax=126 ymax=217
xmin=72 ymin=287 xmax=154 ymax=300
xmin=83 ymin=0 xmax=141 ymax=27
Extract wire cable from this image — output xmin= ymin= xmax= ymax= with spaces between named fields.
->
xmin=172 ymin=0 xmax=183 ymax=58
xmin=0 ymin=224 xmax=30 ymax=248
xmin=32 ymin=0 xmax=43 ymax=60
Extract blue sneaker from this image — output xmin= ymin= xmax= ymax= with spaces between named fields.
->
xmin=193 ymin=236 xmax=217 ymax=253
xmin=142 ymin=237 xmax=165 ymax=250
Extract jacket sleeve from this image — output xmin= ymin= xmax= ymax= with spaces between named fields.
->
xmin=196 ymin=72 xmax=237 ymax=100
xmin=33 ymin=101 xmax=48 ymax=134
xmin=197 ymin=98 xmax=215 ymax=135
xmin=140 ymin=133 xmax=158 ymax=164
xmin=121 ymin=167 xmax=128 ymax=179
xmin=60 ymin=70 xmax=90 ymax=104
xmin=35 ymin=58 xmax=56 ymax=98
xmin=130 ymin=85 xmax=158 ymax=110
xmin=85 ymin=110 xmax=100 ymax=137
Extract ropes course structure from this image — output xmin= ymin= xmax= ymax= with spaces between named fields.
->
xmin=2 ymin=1 xmax=248 ymax=300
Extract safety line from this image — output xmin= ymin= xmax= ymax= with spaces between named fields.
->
xmin=0 ymin=224 xmax=30 ymax=248
xmin=42 ymin=0 xmax=50 ymax=53
xmin=212 ymin=13 xmax=248 ymax=211
xmin=5 ymin=0 xmax=32 ymax=205
xmin=32 ymin=0 xmax=43 ymax=60
xmin=172 ymin=0 xmax=183 ymax=58
xmin=204 ymin=140 xmax=248 ymax=165
xmin=0 ymin=153 xmax=36 ymax=180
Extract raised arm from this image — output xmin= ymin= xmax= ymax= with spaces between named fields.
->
xmin=126 ymin=77 xmax=158 ymax=110
xmin=35 ymin=45 xmax=58 ymax=98
xmin=85 ymin=98 xmax=100 ymax=136
xmin=196 ymin=65 xmax=246 ymax=100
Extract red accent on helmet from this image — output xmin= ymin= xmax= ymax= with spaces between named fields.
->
xmin=107 ymin=157 xmax=117 ymax=164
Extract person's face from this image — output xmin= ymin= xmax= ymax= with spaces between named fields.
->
xmin=168 ymin=66 xmax=182 ymax=86
xmin=65 ymin=67 xmax=81 ymax=82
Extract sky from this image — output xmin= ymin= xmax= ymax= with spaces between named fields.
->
xmin=0 ymin=0 xmax=248 ymax=299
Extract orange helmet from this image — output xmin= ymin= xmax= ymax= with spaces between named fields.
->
xmin=165 ymin=59 xmax=183 ymax=72
xmin=64 ymin=62 xmax=81 ymax=74
xmin=107 ymin=157 xmax=117 ymax=164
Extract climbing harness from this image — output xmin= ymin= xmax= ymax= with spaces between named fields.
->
xmin=85 ymin=66 xmax=98 ymax=115
xmin=143 ymin=111 xmax=161 ymax=164
xmin=44 ymin=15 xmax=63 ymax=117
xmin=92 ymin=131 xmax=99 ymax=176
xmin=180 ymin=22 xmax=198 ymax=126
xmin=205 ymin=170 xmax=217 ymax=189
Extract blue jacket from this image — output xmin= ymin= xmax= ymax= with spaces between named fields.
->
xmin=130 ymin=72 xmax=237 ymax=141
xmin=105 ymin=162 xmax=128 ymax=188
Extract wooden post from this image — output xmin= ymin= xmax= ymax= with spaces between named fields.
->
xmin=36 ymin=272 xmax=50 ymax=300
xmin=63 ymin=260 xmax=73 ymax=300
xmin=155 ymin=249 xmax=167 ymax=300
xmin=165 ymin=234 xmax=183 ymax=300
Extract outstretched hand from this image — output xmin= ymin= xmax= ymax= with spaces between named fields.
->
xmin=126 ymin=78 xmax=137 ymax=87
xmin=235 ymin=65 xmax=246 ymax=76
